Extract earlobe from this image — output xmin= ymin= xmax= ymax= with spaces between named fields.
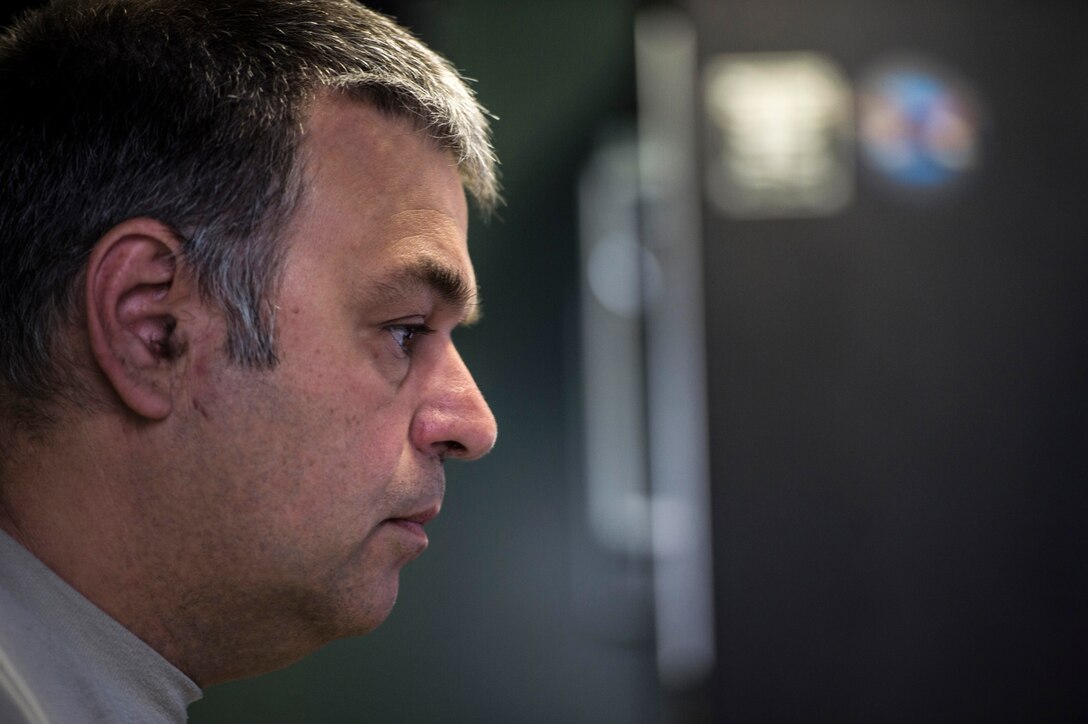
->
xmin=85 ymin=218 xmax=196 ymax=420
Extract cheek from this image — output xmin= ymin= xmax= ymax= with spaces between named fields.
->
xmin=257 ymin=346 xmax=417 ymax=495
xmin=293 ymin=392 xmax=408 ymax=494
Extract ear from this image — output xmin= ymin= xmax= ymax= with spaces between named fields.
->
xmin=85 ymin=218 xmax=201 ymax=420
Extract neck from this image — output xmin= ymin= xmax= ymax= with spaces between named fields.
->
xmin=0 ymin=414 xmax=330 ymax=686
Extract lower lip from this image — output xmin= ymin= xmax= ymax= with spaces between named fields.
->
xmin=387 ymin=519 xmax=429 ymax=545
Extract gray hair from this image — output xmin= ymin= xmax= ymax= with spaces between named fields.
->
xmin=0 ymin=0 xmax=499 ymax=415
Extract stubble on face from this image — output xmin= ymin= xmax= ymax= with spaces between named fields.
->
xmin=148 ymin=98 xmax=479 ymax=681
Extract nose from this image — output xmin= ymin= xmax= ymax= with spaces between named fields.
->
xmin=411 ymin=342 xmax=498 ymax=461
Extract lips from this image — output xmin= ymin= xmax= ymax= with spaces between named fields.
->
xmin=384 ymin=502 xmax=440 ymax=545
xmin=398 ymin=502 xmax=440 ymax=527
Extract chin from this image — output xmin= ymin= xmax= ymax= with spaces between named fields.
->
xmin=328 ymin=573 xmax=402 ymax=639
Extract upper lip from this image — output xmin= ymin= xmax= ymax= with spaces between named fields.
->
xmin=396 ymin=503 xmax=441 ymax=526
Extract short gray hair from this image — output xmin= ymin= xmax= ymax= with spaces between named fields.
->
xmin=0 ymin=0 xmax=498 ymax=414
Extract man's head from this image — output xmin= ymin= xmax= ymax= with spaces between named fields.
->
xmin=0 ymin=0 xmax=498 ymax=685
xmin=0 ymin=0 xmax=498 ymax=420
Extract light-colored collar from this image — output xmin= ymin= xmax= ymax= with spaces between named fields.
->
xmin=0 ymin=529 xmax=201 ymax=723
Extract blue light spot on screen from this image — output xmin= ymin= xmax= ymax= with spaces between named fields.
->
xmin=859 ymin=63 xmax=981 ymax=189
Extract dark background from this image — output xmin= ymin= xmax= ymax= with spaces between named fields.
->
xmin=689 ymin=0 xmax=1088 ymax=721
xmin=4 ymin=1 xmax=1085 ymax=721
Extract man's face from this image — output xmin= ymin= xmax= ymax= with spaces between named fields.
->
xmin=173 ymin=97 xmax=497 ymax=643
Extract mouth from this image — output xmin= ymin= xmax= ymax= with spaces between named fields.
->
xmin=401 ymin=503 xmax=441 ymax=527
xmin=384 ymin=503 xmax=441 ymax=546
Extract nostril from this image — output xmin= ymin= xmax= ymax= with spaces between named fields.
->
xmin=437 ymin=440 xmax=467 ymax=459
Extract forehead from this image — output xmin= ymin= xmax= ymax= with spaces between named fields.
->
xmin=283 ymin=95 xmax=474 ymax=291
xmin=302 ymin=94 xmax=467 ymax=224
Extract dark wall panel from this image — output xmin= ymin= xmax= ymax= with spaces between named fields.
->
xmin=689 ymin=1 xmax=1088 ymax=720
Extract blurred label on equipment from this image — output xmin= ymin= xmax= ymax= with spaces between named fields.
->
xmin=858 ymin=56 xmax=983 ymax=191
xmin=703 ymin=52 xmax=854 ymax=219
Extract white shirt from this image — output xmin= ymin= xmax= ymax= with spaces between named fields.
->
xmin=0 ymin=530 xmax=201 ymax=723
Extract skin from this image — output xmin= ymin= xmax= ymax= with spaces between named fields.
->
xmin=0 ymin=95 xmax=497 ymax=685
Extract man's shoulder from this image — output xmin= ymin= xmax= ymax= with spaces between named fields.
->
xmin=0 ymin=647 xmax=50 ymax=724
xmin=0 ymin=530 xmax=199 ymax=723
xmin=0 ymin=535 xmax=56 ymax=724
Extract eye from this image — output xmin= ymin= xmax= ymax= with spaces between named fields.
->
xmin=386 ymin=323 xmax=434 ymax=356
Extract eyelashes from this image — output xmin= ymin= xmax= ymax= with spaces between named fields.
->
xmin=386 ymin=323 xmax=434 ymax=357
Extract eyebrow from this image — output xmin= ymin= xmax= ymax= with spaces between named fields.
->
xmin=374 ymin=257 xmax=482 ymax=325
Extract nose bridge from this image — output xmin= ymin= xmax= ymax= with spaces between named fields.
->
xmin=414 ymin=339 xmax=497 ymax=460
